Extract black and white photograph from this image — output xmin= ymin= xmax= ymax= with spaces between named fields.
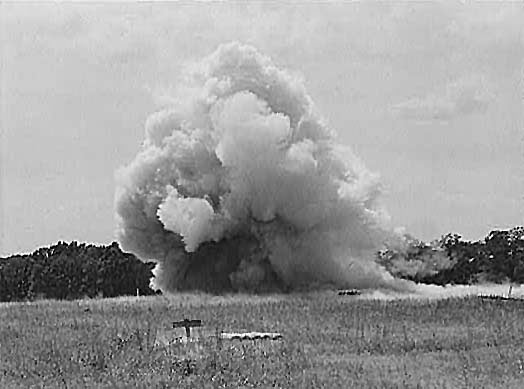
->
xmin=1 ymin=1 xmax=524 ymax=387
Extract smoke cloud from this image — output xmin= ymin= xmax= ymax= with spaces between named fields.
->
xmin=390 ymin=74 xmax=493 ymax=123
xmin=115 ymin=42 xmax=411 ymax=293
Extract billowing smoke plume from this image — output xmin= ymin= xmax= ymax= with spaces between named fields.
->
xmin=377 ymin=234 xmax=454 ymax=280
xmin=115 ymin=42 xmax=411 ymax=293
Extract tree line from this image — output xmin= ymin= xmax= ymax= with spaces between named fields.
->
xmin=0 ymin=241 xmax=157 ymax=302
xmin=1 ymin=226 xmax=523 ymax=302
xmin=378 ymin=227 xmax=524 ymax=285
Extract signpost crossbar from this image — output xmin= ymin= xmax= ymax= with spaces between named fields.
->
xmin=173 ymin=319 xmax=202 ymax=338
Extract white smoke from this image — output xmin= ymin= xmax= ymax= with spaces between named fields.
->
xmin=115 ymin=42 xmax=412 ymax=293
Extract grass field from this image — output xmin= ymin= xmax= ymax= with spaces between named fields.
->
xmin=2 ymin=291 xmax=524 ymax=388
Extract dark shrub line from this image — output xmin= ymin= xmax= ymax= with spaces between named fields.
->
xmin=0 ymin=241 xmax=157 ymax=302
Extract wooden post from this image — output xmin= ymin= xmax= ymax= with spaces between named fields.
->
xmin=173 ymin=319 xmax=202 ymax=338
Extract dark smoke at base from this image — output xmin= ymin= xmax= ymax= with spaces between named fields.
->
xmin=115 ymin=42 xmax=413 ymax=294
xmin=154 ymin=236 xmax=286 ymax=293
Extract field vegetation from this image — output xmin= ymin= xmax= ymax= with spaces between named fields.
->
xmin=2 ymin=292 xmax=524 ymax=388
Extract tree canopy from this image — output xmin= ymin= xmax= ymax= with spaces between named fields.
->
xmin=2 ymin=226 xmax=523 ymax=302
xmin=378 ymin=227 xmax=524 ymax=285
xmin=0 ymin=241 xmax=157 ymax=302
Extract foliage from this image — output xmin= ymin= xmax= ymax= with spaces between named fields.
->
xmin=2 ymin=225 xmax=523 ymax=302
xmin=0 ymin=241 xmax=156 ymax=302
xmin=379 ymin=227 xmax=524 ymax=286
xmin=377 ymin=234 xmax=453 ymax=281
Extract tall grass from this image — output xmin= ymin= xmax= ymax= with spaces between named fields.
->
xmin=1 ymin=293 xmax=524 ymax=388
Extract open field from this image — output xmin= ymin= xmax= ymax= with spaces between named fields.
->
xmin=2 ymin=291 xmax=524 ymax=388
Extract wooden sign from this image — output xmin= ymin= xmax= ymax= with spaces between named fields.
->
xmin=172 ymin=319 xmax=202 ymax=338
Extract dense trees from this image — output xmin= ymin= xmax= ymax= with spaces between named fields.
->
xmin=376 ymin=234 xmax=453 ymax=282
xmin=379 ymin=227 xmax=524 ymax=286
xmin=483 ymin=227 xmax=524 ymax=284
xmin=0 ymin=241 xmax=157 ymax=302
xmin=2 ymin=226 xmax=523 ymax=302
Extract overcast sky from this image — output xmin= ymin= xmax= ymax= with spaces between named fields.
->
xmin=1 ymin=2 xmax=523 ymax=256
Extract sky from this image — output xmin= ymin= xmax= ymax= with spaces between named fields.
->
xmin=1 ymin=2 xmax=523 ymax=256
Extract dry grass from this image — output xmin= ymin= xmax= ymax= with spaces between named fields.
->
xmin=2 ymin=292 xmax=524 ymax=388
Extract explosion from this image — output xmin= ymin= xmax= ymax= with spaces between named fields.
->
xmin=115 ymin=42 xmax=410 ymax=293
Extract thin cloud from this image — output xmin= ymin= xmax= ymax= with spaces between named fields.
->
xmin=390 ymin=75 xmax=494 ymax=123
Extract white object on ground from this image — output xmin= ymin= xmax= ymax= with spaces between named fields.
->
xmin=220 ymin=332 xmax=282 ymax=340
